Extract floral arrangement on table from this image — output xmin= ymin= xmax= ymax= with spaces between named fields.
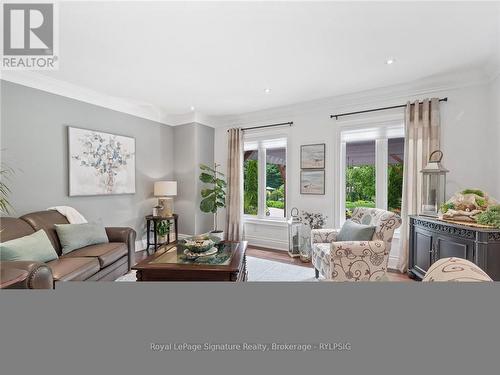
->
xmin=439 ymin=189 xmax=500 ymax=228
xmin=299 ymin=210 xmax=327 ymax=229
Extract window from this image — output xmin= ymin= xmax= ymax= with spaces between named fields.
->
xmin=345 ymin=140 xmax=376 ymax=219
xmin=243 ymin=138 xmax=287 ymax=219
xmin=341 ymin=124 xmax=404 ymax=221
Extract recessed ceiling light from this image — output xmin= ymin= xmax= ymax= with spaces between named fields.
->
xmin=386 ymin=58 xmax=395 ymax=65
xmin=190 ymin=106 xmax=195 ymax=111
xmin=264 ymin=88 xmax=271 ymax=94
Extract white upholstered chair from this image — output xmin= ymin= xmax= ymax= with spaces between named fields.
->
xmin=422 ymin=257 xmax=492 ymax=282
xmin=311 ymin=207 xmax=401 ymax=281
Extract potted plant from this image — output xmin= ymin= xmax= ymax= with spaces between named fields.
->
xmin=0 ymin=163 xmax=13 ymax=215
xmin=199 ymin=163 xmax=226 ymax=240
xmin=156 ymin=220 xmax=171 ymax=243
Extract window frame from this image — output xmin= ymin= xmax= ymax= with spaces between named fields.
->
xmin=335 ymin=113 xmax=404 ymax=231
xmin=243 ymin=134 xmax=288 ymax=222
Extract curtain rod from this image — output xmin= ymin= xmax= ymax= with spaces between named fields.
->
xmin=228 ymin=121 xmax=293 ymax=132
xmin=330 ymin=97 xmax=448 ymax=120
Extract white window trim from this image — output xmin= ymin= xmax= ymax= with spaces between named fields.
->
xmin=334 ymin=112 xmax=405 ymax=230
xmin=243 ymin=133 xmax=288 ymax=223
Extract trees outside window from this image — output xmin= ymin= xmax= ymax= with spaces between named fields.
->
xmin=243 ymin=138 xmax=287 ymax=219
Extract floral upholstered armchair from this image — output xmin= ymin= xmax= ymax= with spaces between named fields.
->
xmin=311 ymin=208 xmax=401 ymax=281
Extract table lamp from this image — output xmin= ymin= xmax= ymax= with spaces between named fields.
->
xmin=154 ymin=181 xmax=177 ymax=217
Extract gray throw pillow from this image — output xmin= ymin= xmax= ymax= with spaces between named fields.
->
xmin=337 ymin=220 xmax=376 ymax=241
xmin=55 ymin=222 xmax=109 ymax=254
xmin=0 ymin=229 xmax=58 ymax=262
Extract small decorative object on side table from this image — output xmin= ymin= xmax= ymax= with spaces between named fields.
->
xmin=145 ymin=214 xmax=178 ymax=253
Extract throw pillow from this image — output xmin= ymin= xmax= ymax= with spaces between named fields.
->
xmin=337 ymin=220 xmax=376 ymax=241
xmin=55 ymin=222 xmax=109 ymax=254
xmin=0 ymin=229 xmax=58 ymax=262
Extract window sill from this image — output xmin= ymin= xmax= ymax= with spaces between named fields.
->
xmin=243 ymin=216 xmax=288 ymax=228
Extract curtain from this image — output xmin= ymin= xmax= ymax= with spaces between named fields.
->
xmin=225 ymin=128 xmax=243 ymax=241
xmin=398 ymin=98 xmax=440 ymax=272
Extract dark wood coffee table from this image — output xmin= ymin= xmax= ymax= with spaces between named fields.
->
xmin=133 ymin=241 xmax=247 ymax=282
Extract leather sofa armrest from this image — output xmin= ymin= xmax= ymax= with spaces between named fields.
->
xmin=1 ymin=261 xmax=53 ymax=289
xmin=105 ymin=227 xmax=137 ymax=270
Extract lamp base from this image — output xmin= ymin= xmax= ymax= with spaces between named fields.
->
xmin=158 ymin=198 xmax=174 ymax=217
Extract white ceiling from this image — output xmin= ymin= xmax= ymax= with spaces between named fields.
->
xmin=39 ymin=1 xmax=499 ymax=118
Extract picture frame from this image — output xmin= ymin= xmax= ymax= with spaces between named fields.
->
xmin=300 ymin=143 xmax=325 ymax=169
xmin=300 ymin=170 xmax=325 ymax=195
xmin=68 ymin=126 xmax=136 ymax=196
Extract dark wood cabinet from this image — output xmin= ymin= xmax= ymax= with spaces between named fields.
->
xmin=409 ymin=215 xmax=500 ymax=281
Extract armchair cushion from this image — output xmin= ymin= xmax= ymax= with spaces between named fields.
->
xmin=337 ymin=220 xmax=376 ymax=241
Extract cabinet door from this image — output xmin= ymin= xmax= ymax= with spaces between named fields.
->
xmin=413 ymin=228 xmax=434 ymax=274
xmin=435 ymin=235 xmax=474 ymax=262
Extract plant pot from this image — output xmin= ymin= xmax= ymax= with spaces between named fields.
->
xmin=210 ymin=230 xmax=224 ymax=241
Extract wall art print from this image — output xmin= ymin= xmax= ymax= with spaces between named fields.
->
xmin=300 ymin=170 xmax=325 ymax=195
xmin=300 ymin=143 xmax=325 ymax=169
xmin=68 ymin=126 xmax=136 ymax=196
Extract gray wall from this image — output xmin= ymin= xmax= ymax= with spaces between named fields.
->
xmin=173 ymin=122 xmax=214 ymax=235
xmin=0 ymin=80 xmax=174 ymax=243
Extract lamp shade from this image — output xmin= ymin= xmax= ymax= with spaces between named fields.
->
xmin=154 ymin=181 xmax=177 ymax=197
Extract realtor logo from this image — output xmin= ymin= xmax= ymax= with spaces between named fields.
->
xmin=2 ymin=2 xmax=58 ymax=69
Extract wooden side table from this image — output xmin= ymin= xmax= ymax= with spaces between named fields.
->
xmin=145 ymin=214 xmax=179 ymax=253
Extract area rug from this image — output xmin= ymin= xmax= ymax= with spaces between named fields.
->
xmin=115 ymin=256 xmax=317 ymax=282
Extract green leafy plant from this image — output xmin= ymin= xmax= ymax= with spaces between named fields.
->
xmin=243 ymin=159 xmax=258 ymax=215
xmin=476 ymin=206 xmax=500 ymax=228
xmin=266 ymin=200 xmax=284 ymax=209
xmin=0 ymin=165 xmax=13 ymax=214
xmin=440 ymin=202 xmax=455 ymax=214
xmin=199 ymin=163 xmax=226 ymax=232
xmin=156 ymin=220 xmax=171 ymax=237
xmin=461 ymin=189 xmax=485 ymax=197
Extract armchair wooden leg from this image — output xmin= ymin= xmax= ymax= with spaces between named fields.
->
xmin=315 ymin=268 xmax=319 ymax=279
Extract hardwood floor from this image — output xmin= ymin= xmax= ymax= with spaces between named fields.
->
xmin=134 ymin=244 xmax=413 ymax=282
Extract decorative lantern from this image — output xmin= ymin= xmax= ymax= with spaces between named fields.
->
xmin=420 ymin=150 xmax=449 ymax=217
xmin=287 ymin=207 xmax=301 ymax=258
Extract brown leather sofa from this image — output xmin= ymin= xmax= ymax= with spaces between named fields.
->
xmin=1 ymin=210 xmax=136 ymax=289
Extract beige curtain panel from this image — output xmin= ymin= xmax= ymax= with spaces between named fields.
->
xmin=225 ymin=128 xmax=243 ymax=241
xmin=398 ymin=98 xmax=441 ymax=272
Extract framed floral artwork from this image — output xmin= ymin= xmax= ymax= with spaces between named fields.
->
xmin=68 ymin=126 xmax=136 ymax=196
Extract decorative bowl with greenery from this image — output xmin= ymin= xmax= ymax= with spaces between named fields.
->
xmin=181 ymin=235 xmax=221 ymax=253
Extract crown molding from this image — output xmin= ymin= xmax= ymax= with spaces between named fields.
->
xmin=209 ymin=67 xmax=492 ymax=128
xmin=0 ymin=71 xmax=195 ymax=126
xmin=1 ymin=65 xmax=494 ymax=129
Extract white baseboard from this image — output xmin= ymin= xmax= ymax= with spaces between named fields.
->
xmin=135 ymin=239 xmax=147 ymax=252
xmin=243 ymin=234 xmax=288 ymax=251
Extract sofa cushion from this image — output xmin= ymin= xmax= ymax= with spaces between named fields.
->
xmin=337 ymin=220 xmax=376 ymax=241
xmin=55 ymin=222 xmax=109 ymax=255
xmin=47 ymin=257 xmax=100 ymax=281
xmin=0 ymin=217 xmax=36 ymax=242
xmin=20 ymin=211 xmax=70 ymax=255
xmin=0 ymin=230 xmax=58 ymax=263
xmin=62 ymin=242 xmax=127 ymax=268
